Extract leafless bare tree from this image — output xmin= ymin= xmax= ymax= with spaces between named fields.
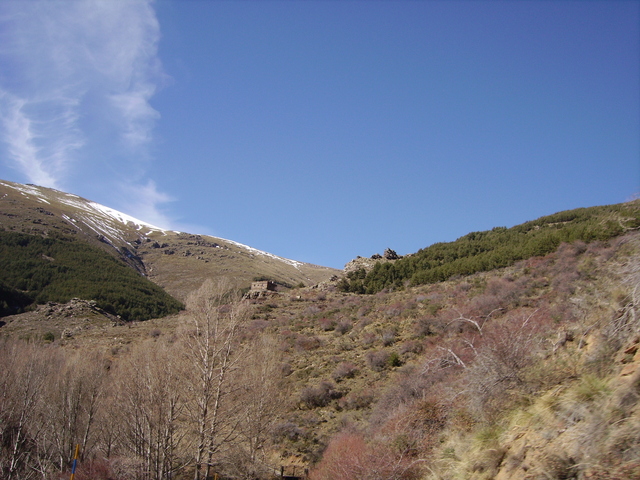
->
xmin=464 ymin=309 xmax=545 ymax=419
xmin=0 ymin=340 xmax=51 ymax=480
xmin=227 ymin=334 xmax=286 ymax=479
xmin=179 ymin=279 xmax=249 ymax=480
xmin=42 ymin=349 xmax=107 ymax=472
xmin=113 ymin=339 xmax=188 ymax=480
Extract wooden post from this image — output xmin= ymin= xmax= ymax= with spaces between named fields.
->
xmin=69 ymin=444 xmax=80 ymax=480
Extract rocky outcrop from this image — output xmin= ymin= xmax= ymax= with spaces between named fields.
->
xmin=343 ymin=249 xmax=403 ymax=274
xmin=0 ymin=298 xmax=124 ymax=342
xmin=343 ymin=256 xmax=382 ymax=274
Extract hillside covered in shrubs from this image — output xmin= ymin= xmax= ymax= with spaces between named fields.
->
xmin=1 ymin=201 xmax=640 ymax=480
xmin=339 ymin=201 xmax=640 ymax=293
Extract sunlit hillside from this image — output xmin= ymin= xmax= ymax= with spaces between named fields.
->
xmin=1 ymin=198 xmax=640 ymax=480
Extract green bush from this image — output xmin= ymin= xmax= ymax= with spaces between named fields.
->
xmin=388 ymin=351 xmax=402 ymax=367
xmin=339 ymin=202 xmax=640 ymax=294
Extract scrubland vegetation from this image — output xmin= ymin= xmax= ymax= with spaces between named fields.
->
xmin=339 ymin=202 xmax=640 ymax=293
xmin=2 ymin=202 xmax=640 ymax=480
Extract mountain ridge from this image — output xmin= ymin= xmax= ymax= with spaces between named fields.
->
xmin=0 ymin=179 xmax=339 ymax=301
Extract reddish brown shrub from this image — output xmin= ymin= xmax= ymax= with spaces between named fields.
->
xmin=300 ymin=380 xmax=342 ymax=408
xmin=57 ymin=456 xmax=141 ymax=480
xmin=309 ymin=432 xmax=421 ymax=480
xmin=365 ymin=350 xmax=390 ymax=371
xmin=332 ymin=362 xmax=359 ymax=382
xmin=381 ymin=302 xmax=405 ymax=318
xmin=295 ymin=334 xmax=322 ymax=352
xmin=463 ymin=308 xmax=549 ymax=418
xmin=361 ymin=331 xmax=377 ymax=347
xmin=399 ymin=340 xmax=424 ymax=355
xmin=72 ymin=457 xmax=114 ymax=480
xmin=304 ymin=305 xmax=322 ymax=316
xmin=318 ymin=317 xmax=336 ymax=331
xmin=271 ymin=421 xmax=306 ymax=442
xmin=335 ymin=318 xmax=353 ymax=335
xmin=413 ymin=317 xmax=445 ymax=337
xmin=241 ymin=319 xmax=269 ymax=340
xmin=466 ymin=293 xmax=503 ymax=318
xmin=375 ymin=399 xmax=449 ymax=456
xmin=337 ymin=389 xmax=375 ymax=410
xmin=382 ymin=329 xmax=397 ymax=346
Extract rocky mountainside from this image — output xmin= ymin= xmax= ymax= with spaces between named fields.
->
xmin=2 ymin=189 xmax=640 ymax=479
xmin=0 ymin=179 xmax=338 ymax=302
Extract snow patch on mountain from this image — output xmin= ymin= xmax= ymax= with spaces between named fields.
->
xmin=1 ymin=182 xmax=51 ymax=203
xmin=1 ymin=180 xmax=306 ymax=270
xmin=88 ymin=202 xmax=166 ymax=233
xmin=54 ymin=195 xmax=167 ymax=238
xmin=223 ymin=238 xmax=303 ymax=269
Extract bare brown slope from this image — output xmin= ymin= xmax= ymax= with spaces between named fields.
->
xmin=135 ymin=230 xmax=337 ymax=301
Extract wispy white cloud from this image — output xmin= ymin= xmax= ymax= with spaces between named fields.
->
xmin=120 ymin=180 xmax=174 ymax=231
xmin=0 ymin=92 xmax=58 ymax=187
xmin=0 ymin=0 xmax=172 ymax=225
xmin=111 ymin=85 xmax=161 ymax=148
xmin=0 ymin=84 xmax=85 ymax=189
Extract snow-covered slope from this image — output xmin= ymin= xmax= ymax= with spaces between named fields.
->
xmin=2 ymin=180 xmax=164 ymax=241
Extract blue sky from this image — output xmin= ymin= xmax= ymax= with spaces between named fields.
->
xmin=0 ymin=0 xmax=638 ymax=269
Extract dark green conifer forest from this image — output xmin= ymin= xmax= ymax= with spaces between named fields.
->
xmin=0 ymin=231 xmax=183 ymax=320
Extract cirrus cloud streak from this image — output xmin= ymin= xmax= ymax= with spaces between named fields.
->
xmin=0 ymin=0 xmax=172 ymax=223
